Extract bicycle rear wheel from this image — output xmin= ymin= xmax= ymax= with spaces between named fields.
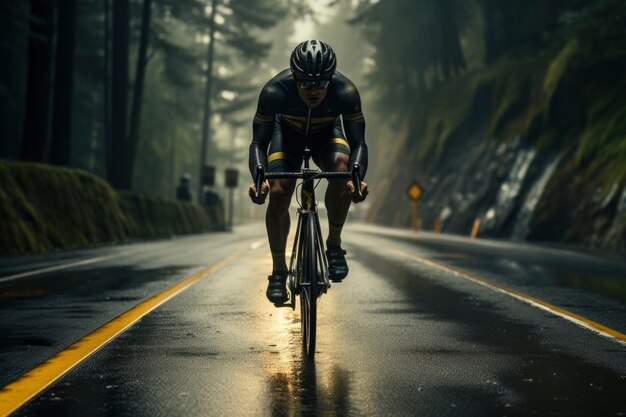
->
xmin=300 ymin=213 xmax=318 ymax=357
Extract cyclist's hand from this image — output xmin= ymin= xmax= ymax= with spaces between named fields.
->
xmin=346 ymin=180 xmax=368 ymax=203
xmin=249 ymin=181 xmax=269 ymax=205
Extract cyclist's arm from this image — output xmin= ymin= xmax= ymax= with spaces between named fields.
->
xmin=248 ymin=84 xmax=279 ymax=180
xmin=341 ymin=85 xmax=368 ymax=180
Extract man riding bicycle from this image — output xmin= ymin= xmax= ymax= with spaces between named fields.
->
xmin=248 ymin=40 xmax=369 ymax=304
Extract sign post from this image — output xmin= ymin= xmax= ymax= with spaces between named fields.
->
xmin=225 ymin=168 xmax=239 ymax=231
xmin=406 ymin=181 xmax=424 ymax=231
xmin=201 ymin=166 xmax=216 ymax=187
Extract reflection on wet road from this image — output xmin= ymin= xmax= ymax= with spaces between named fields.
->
xmin=265 ymin=311 xmax=352 ymax=417
xmin=1 ymin=223 xmax=625 ymax=416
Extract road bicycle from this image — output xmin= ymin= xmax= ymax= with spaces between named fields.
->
xmin=255 ymin=149 xmax=362 ymax=357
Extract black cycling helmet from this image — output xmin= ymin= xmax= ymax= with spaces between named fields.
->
xmin=290 ymin=40 xmax=337 ymax=79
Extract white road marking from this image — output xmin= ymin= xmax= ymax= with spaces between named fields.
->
xmin=0 ymin=255 xmax=116 ymax=283
xmin=390 ymin=245 xmax=626 ymax=345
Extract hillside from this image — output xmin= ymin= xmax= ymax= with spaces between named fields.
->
xmin=367 ymin=41 xmax=626 ymax=252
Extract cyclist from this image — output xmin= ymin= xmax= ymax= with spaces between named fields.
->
xmin=248 ymin=40 xmax=369 ymax=304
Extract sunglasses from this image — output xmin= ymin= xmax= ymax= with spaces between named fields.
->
xmin=296 ymin=79 xmax=331 ymax=90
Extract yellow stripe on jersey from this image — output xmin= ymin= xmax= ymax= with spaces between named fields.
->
xmin=342 ymin=112 xmax=364 ymax=122
xmin=268 ymin=152 xmax=288 ymax=163
xmin=282 ymin=115 xmax=307 ymax=122
xmin=282 ymin=115 xmax=338 ymax=132
xmin=311 ymin=116 xmax=337 ymax=124
xmin=283 ymin=119 xmax=305 ymax=130
xmin=283 ymin=115 xmax=337 ymax=124
xmin=330 ymin=138 xmax=350 ymax=150
xmin=254 ymin=113 xmax=274 ymax=122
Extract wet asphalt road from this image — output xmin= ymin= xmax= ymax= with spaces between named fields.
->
xmin=0 ymin=222 xmax=625 ymax=416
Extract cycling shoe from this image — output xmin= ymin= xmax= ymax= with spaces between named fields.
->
xmin=266 ymin=272 xmax=289 ymax=304
xmin=326 ymin=245 xmax=348 ymax=282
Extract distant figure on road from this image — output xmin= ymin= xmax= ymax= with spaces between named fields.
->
xmin=176 ymin=174 xmax=193 ymax=202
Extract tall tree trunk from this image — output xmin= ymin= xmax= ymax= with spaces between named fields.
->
xmin=198 ymin=0 xmax=218 ymax=203
xmin=126 ymin=0 xmax=152 ymax=188
xmin=22 ymin=0 xmax=56 ymax=162
xmin=0 ymin=2 xmax=30 ymax=159
xmin=49 ymin=0 xmax=76 ymax=166
xmin=169 ymin=125 xmax=176 ymax=198
xmin=103 ymin=0 xmax=112 ymax=180
xmin=111 ymin=0 xmax=130 ymax=189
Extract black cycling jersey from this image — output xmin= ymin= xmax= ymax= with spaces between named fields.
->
xmin=248 ymin=69 xmax=368 ymax=180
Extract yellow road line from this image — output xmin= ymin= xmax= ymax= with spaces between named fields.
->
xmin=394 ymin=247 xmax=626 ymax=345
xmin=0 ymin=243 xmax=258 ymax=417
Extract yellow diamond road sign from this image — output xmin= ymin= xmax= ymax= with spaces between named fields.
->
xmin=407 ymin=181 xmax=423 ymax=202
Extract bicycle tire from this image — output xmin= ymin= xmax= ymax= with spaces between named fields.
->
xmin=300 ymin=213 xmax=318 ymax=357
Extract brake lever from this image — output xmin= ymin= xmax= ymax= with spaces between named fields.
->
xmin=351 ymin=164 xmax=362 ymax=198
xmin=255 ymin=165 xmax=264 ymax=199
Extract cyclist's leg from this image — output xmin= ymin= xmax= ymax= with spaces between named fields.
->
xmin=316 ymin=121 xmax=351 ymax=281
xmin=318 ymin=120 xmax=351 ymax=248
xmin=322 ymin=152 xmax=350 ymax=246
xmin=266 ymin=178 xmax=296 ymax=273
xmin=266 ymin=120 xmax=302 ymax=274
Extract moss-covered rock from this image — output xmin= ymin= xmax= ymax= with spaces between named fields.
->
xmin=0 ymin=161 xmax=214 ymax=254
xmin=0 ymin=161 xmax=127 ymax=253
xmin=118 ymin=191 xmax=212 ymax=239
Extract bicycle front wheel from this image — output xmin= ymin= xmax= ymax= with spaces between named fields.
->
xmin=300 ymin=213 xmax=318 ymax=357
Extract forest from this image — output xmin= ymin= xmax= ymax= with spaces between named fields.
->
xmin=1 ymin=0 xmax=307 ymax=199
xmin=1 ymin=0 xmax=625 ymax=250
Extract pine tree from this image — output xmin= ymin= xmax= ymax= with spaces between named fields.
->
xmin=49 ymin=0 xmax=77 ymax=166
xmin=21 ymin=0 xmax=56 ymax=162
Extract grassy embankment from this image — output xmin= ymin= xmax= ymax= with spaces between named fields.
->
xmin=368 ymin=40 xmax=626 ymax=250
xmin=0 ymin=161 xmax=214 ymax=254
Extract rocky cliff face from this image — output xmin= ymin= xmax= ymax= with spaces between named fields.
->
xmin=367 ymin=47 xmax=626 ymax=252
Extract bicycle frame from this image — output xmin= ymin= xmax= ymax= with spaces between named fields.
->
xmin=286 ymin=153 xmax=331 ymax=303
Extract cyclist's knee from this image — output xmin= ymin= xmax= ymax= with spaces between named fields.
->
xmin=268 ymin=179 xmax=295 ymax=207
xmin=323 ymin=152 xmax=349 ymax=172
xmin=323 ymin=153 xmax=349 ymax=188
